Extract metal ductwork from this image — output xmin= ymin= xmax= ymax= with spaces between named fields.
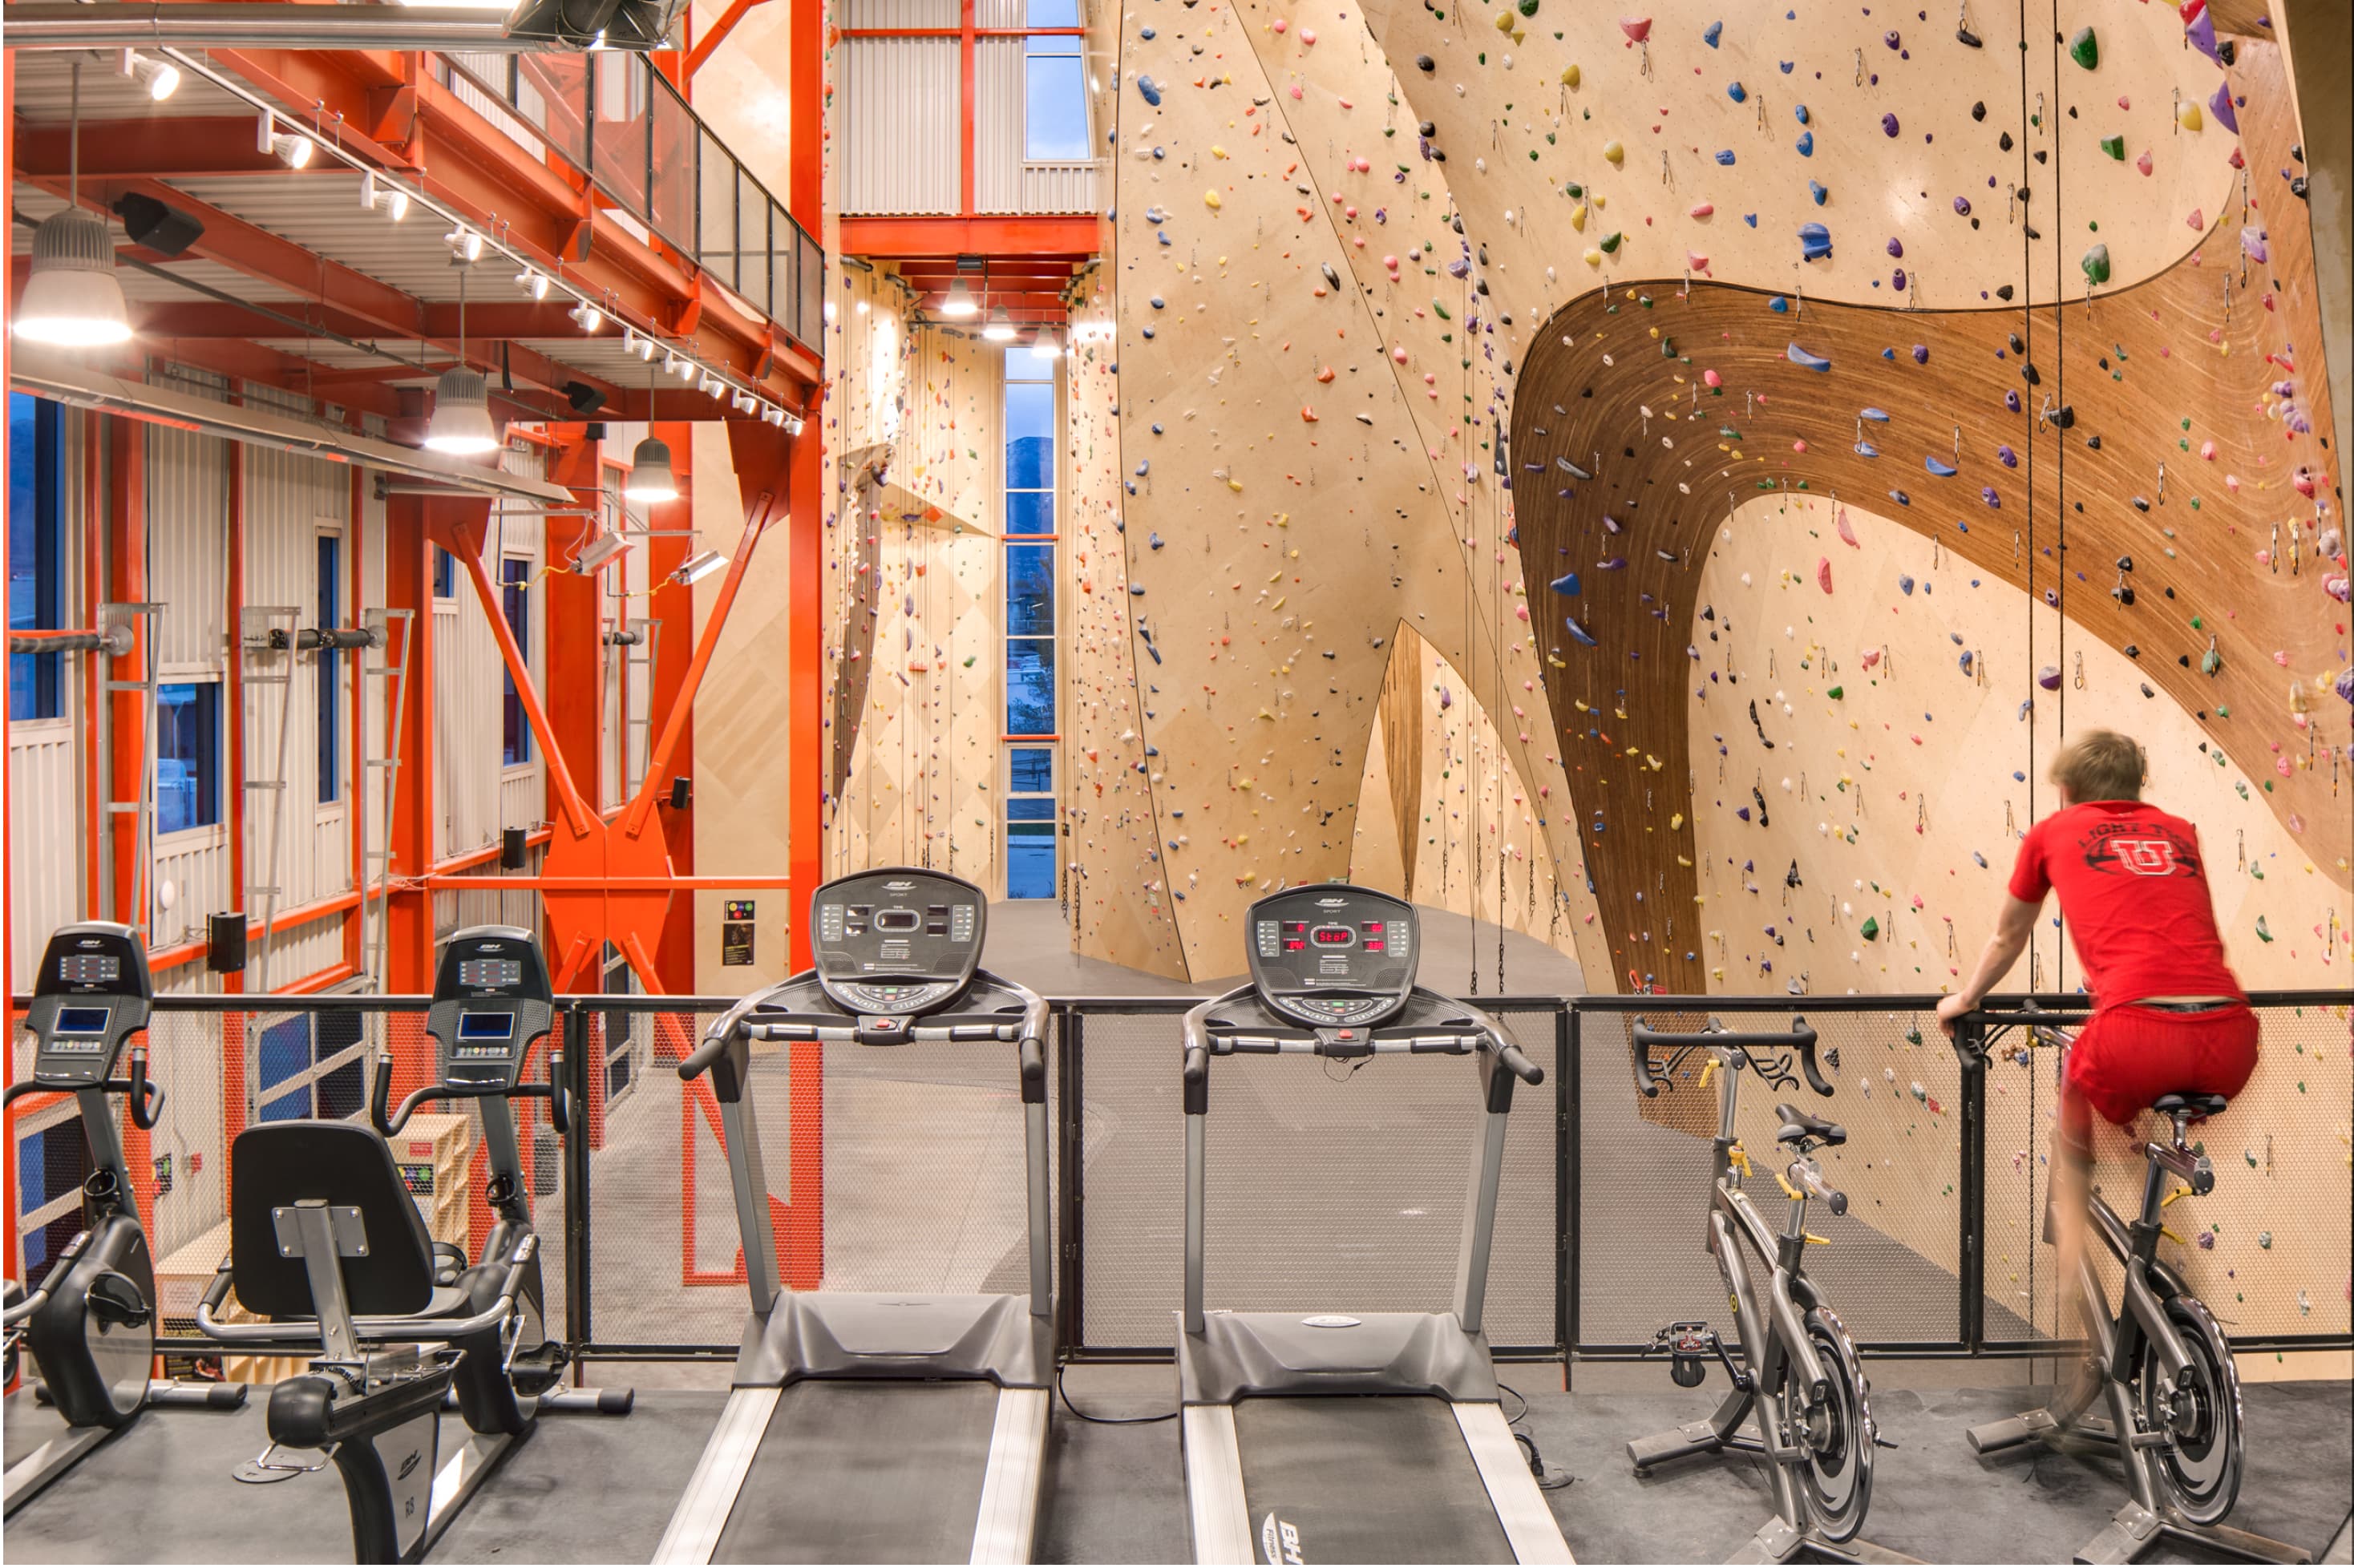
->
xmin=0 ymin=1 xmax=660 ymax=52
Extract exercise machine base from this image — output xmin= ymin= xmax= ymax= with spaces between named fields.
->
xmin=4 ymin=1378 xmax=249 ymax=1516
xmin=1629 ymin=1417 xmax=1915 ymax=1566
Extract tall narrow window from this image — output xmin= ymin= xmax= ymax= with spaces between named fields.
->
xmin=317 ymin=533 xmax=341 ymax=802
xmin=8 ymin=392 xmax=66 ymax=721
xmin=156 ymin=681 xmax=221 ymax=833
xmin=1023 ymin=0 xmax=1088 ymax=160
xmin=1001 ymin=354 xmax=1059 ymax=899
xmin=501 ymin=556 xmax=532 ymax=766
xmin=433 ymin=547 xmax=457 ymax=600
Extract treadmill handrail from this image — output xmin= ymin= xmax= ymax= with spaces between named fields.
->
xmin=1183 ymin=984 xmax=1540 ymax=1109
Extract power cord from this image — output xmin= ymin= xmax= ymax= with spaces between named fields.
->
xmin=1055 ymin=1364 xmax=1180 ymax=1425
xmin=1498 ymin=1382 xmax=1576 ymax=1491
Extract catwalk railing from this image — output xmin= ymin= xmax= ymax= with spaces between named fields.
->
xmin=8 ymin=989 xmax=2347 ymax=1375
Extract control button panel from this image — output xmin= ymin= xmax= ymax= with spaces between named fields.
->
xmin=809 ymin=869 xmax=988 ymax=1019
xmin=1241 ymin=885 xmax=1418 ymax=1030
xmin=427 ymin=926 xmax=554 ymax=1086
xmin=28 ymin=924 xmax=154 ymax=1087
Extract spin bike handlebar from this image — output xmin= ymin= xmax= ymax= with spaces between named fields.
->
xmin=1944 ymin=1000 xmax=2094 ymax=1070
xmin=1630 ymin=1017 xmax=1830 ymax=1099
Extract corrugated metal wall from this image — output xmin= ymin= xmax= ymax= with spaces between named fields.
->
xmin=431 ymin=455 xmax=546 ymax=863
xmin=973 ymin=37 xmax=1024 ymax=214
xmin=839 ymin=38 xmax=961 ymax=215
xmin=6 ymin=409 xmax=87 ymax=985
xmin=1021 ymin=160 xmax=1098 ymax=213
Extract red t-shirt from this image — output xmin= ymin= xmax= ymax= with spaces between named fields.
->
xmin=2005 ymin=799 xmax=2245 ymax=1010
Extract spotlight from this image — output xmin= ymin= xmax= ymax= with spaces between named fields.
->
xmin=423 ymin=367 xmax=499 ymax=455
xmin=669 ymin=548 xmax=728 ymax=586
xmin=111 ymin=192 xmax=204 ymax=259
xmin=501 ymin=0 xmax=689 ymax=51
xmin=940 ymin=277 xmax=978 ymax=318
xmin=361 ymin=172 xmax=411 ymax=221
xmin=445 ymin=225 xmax=485 ymax=261
xmin=1029 ymin=325 xmax=1062 ymax=359
xmin=624 ymin=437 xmax=678 ymax=503
xmin=120 ymin=49 xmax=180 ymax=101
xmin=759 ymin=404 xmax=784 ymax=427
xmin=257 ymin=111 xmax=314 ymax=169
xmin=624 ymin=328 xmax=657 ymax=361
xmin=784 ymin=413 xmax=805 ymax=437
xmin=13 ymin=208 xmax=131 ymax=348
xmin=518 ymin=269 xmax=552 ymax=301
xmin=568 ymin=298 xmax=604 ymax=333
xmin=572 ymin=529 xmax=633 ymax=573
xmin=699 ymin=374 xmax=726 ymax=399
xmin=982 ymin=305 xmax=1016 ymax=342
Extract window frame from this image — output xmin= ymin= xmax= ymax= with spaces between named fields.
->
xmin=253 ymin=1005 xmax=370 ymax=1124
xmin=316 ymin=527 xmax=342 ymax=804
xmin=500 ymin=555 xmax=535 ymax=770
xmin=9 ymin=391 xmax=68 ymax=724
xmin=154 ymin=678 xmax=224 ymax=838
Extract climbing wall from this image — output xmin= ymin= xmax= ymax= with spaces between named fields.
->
xmin=823 ymin=264 xmax=1004 ymax=887
xmin=1350 ymin=624 xmax=1578 ymax=968
xmin=1064 ymin=270 xmax=1192 ymax=976
xmin=1097 ymin=0 xmax=1612 ymax=982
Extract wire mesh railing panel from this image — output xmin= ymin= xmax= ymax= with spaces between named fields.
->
xmin=1074 ymin=1004 xmax=1555 ymax=1352
xmin=1578 ymin=1002 xmax=1965 ymax=1350
xmin=1978 ymin=996 xmax=2353 ymax=1346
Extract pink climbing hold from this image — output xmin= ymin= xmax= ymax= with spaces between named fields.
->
xmin=1620 ymin=15 xmax=1652 ymax=43
xmin=2186 ymin=207 xmax=2205 ymax=230
xmin=1687 ymin=250 xmax=1712 ymax=275
xmin=1816 ymin=557 xmax=1834 ymax=593
xmin=1793 ymin=438 xmax=1809 ymax=454
xmin=1689 ymin=201 xmax=1716 ymax=218
xmin=1272 ymin=16 xmax=1285 ymax=30
xmin=2136 ymin=150 xmax=2154 ymax=176
xmin=1300 ymin=26 xmax=1317 ymax=43
xmin=1859 ymin=648 xmax=1883 ymax=669
xmin=1702 ymin=368 xmax=1723 ymax=387
xmin=1835 ymin=508 xmax=1859 ymax=548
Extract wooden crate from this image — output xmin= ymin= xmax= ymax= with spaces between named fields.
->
xmin=153 ymin=1219 xmax=307 ymax=1386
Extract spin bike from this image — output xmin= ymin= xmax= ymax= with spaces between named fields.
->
xmin=1626 ymin=1016 xmax=1903 ymax=1566
xmin=1956 ymin=1004 xmax=2308 ymax=1566
xmin=3 ymin=923 xmax=247 ymax=1514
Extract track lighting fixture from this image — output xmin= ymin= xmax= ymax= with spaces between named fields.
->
xmin=517 ymin=268 xmax=552 ymax=301
xmin=568 ymin=298 xmax=604 ymax=333
xmin=257 ymin=111 xmax=314 ymax=168
xmin=670 ymin=548 xmax=728 ymax=586
xmin=360 ymin=171 xmax=411 ymax=221
xmin=120 ymin=50 xmax=180 ymax=101
xmin=444 ymin=224 xmax=484 ymax=261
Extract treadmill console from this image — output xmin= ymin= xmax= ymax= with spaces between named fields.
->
xmin=425 ymin=925 xmax=554 ymax=1090
xmin=24 ymin=923 xmax=153 ymax=1088
xmin=809 ymin=869 xmax=986 ymax=1016
xmin=1245 ymin=885 xmax=1418 ymax=1028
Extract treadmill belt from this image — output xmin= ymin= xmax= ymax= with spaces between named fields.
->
xmin=713 ymin=1381 xmax=999 ymax=1564
xmin=1232 ymin=1397 xmax=1514 ymax=1566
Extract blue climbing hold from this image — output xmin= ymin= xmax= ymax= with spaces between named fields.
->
xmin=1716 ymin=148 xmax=1737 ymax=165
xmin=1898 ymin=575 xmax=1915 ymax=594
xmin=1563 ymin=616 xmax=1598 ymax=647
xmin=1743 ymin=212 xmax=1760 ymax=228
xmin=1726 ymin=81 xmax=1746 ymax=103
xmin=1796 ymin=130 xmax=1814 ymax=156
xmin=1549 ymin=572 xmax=1583 ymax=596
xmin=1798 ymin=222 xmax=1832 ymax=261
xmin=1768 ymin=295 xmax=1789 ymax=312
xmin=1809 ymin=180 xmax=1828 ymax=205
xmin=1136 ymin=75 xmax=1162 ymax=106
xmin=1859 ymin=407 xmax=1891 ymax=422
xmin=1786 ymin=342 xmax=1832 ymax=371
xmin=1853 ymin=439 xmax=1879 ymax=458
xmin=1794 ymin=103 xmax=1810 ymax=124
xmin=1888 ymin=489 xmax=1911 ymax=506
xmin=1925 ymin=455 xmax=1957 ymax=476
xmin=1704 ymin=18 xmax=1723 ymax=46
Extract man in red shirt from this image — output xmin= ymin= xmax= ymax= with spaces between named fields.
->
xmin=1935 ymin=729 xmax=2256 ymax=1356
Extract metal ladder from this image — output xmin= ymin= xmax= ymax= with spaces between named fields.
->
xmin=92 ymin=602 xmax=164 ymax=935
xmin=237 ymin=605 xmax=302 ymax=1000
xmin=358 ymin=608 xmax=416 ymax=999
xmin=609 ymin=614 xmax=661 ymax=802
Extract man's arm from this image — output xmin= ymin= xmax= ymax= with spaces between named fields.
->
xmin=1935 ymin=893 xmax=2044 ymax=1037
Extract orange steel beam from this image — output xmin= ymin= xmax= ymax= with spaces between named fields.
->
xmin=544 ymin=431 xmax=608 ymax=825
xmin=790 ymin=0 xmax=820 ymax=231
xmin=782 ymin=410 xmax=823 ymax=972
xmin=839 ymin=215 xmax=1100 ymax=256
xmin=419 ymin=875 xmax=795 ymax=890
xmin=384 ymin=495 xmax=439 ymax=989
xmin=618 ymin=475 xmax=787 ymax=843
xmin=345 ymin=465 xmax=368 ymax=977
xmin=3 ymin=45 xmax=16 ymax=1312
xmin=444 ymin=524 xmax=600 ymax=843
xmin=959 ymin=0 xmax=977 ymax=220
xmin=685 ymin=0 xmax=775 ymax=79
xmin=105 ymin=410 xmax=148 ymax=929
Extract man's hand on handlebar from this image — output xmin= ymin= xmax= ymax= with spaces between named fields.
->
xmin=1934 ymin=992 xmax=1974 ymax=1040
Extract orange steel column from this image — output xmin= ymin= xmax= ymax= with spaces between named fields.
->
xmin=645 ymin=422 xmax=698 ymax=996
xmin=785 ymin=424 xmax=822 ymax=973
xmin=102 ymin=418 xmax=153 ymax=1237
xmin=382 ymin=493 xmax=439 ymax=1002
xmin=544 ymin=430 xmax=609 ymax=822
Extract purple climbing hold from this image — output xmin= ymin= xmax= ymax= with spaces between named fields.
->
xmin=2004 ymin=390 xmax=2023 ymax=413
xmin=1954 ymin=196 xmax=1972 ymax=216
xmin=1911 ymin=345 xmax=1929 ymax=365
xmin=1892 ymin=268 xmax=1907 ymax=292
xmin=2208 ymin=80 xmax=2238 ymax=134
xmin=1887 ymin=237 xmax=1904 ymax=258
xmin=1997 ymin=443 xmax=2018 ymax=467
xmin=1981 ymin=486 xmax=2001 ymax=507
xmin=2185 ymin=7 xmax=2218 ymax=62
xmin=2240 ymin=225 xmax=2269 ymax=264
xmin=2036 ymin=665 xmax=2063 ymax=691
xmin=2334 ymin=668 xmax=2354 ymax=707
xmin=1881 ymin=112 xmax=1900 ymax=138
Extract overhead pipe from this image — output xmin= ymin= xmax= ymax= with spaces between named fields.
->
xmin=0 ymin=3 xmax=542 ymax=52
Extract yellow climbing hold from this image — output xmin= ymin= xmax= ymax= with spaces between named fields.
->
xmin=1204 ymin=190 xmax=1223 ymax=209
xmin=1495 ymin=10 xmax=1514 ymax=31
xmin=1569 ymin=202 xmax=1588 ymax=232
xmin=1211 ymin=143 xmax=1229 ymax=159
xmin=1603 ymin=139 xmax=1624 ymax=165
xmin=1671 ymin=812 xmax=1685 ymax=830
xmin=2178 ymin=101 xmax=2203 ymax=131
xmin=1561 ymin=63 xmax=1581 ymax=87
xmin=1583 ymin=246 xmax=1603 ymax=266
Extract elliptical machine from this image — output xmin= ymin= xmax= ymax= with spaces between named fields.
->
xmin=3 ymin=922 xmax=246 ymax=1516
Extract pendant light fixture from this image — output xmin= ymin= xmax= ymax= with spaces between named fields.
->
xmin=1029 ymin=325 xmax=1062 ymax=360
xmin=625 ymin=349 xmax=678 ymax=503
xmin=982 ymin=305 xmax=1016 ymax=343
xmin=14 ymin=62 xmax=133 ymax=349
xmin=425 ymin=261 xmax=498 ymax=455
xmin=941 ymin=276 xmax=978 ymax=318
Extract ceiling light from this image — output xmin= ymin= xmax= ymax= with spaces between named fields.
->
xmin=983 ymin=305 xmax=1016 ymax=342
xmin=700 ymin=374 xmax=726 ymax=398
xmin=502 ymin=0 xmax=690 ymax=51
xmin=444 ymin=224 xmax=484 ymax=261
xmin=623 ymin=437 xmax=678 ymax=503
xmin=14 ymin=63 xmax=131 ymax=350
xmin=423 ymin=367 xmax=499 ymax=455
xmin=669 ymin=548 xmax=728 ymax=586
xmin=940 ymin=277 xmax=978 ymax=318
xmin=784 ymin=413 xmax=805 ymax=437
xmin=120 ymin=50 xmax=180 ymax=101
xmin=759 ymin=405 xmax=784 ymax=427
xmin=518 ymin=269 xmax=552 ymax=301
xmin=1030 ymin=325 xmax=1063 ymax=360
xmin=257 ymin=111 xmax=313 ymax=168
xmin=572 ymin=529 xmax=633 ymax=573
xmin=568 ymin=298 xmax=604 ymax=333
xmin=361 ymin=172 xmax=411 ymax=221
xmin=625 ymin=328 xmax=656 ymax=361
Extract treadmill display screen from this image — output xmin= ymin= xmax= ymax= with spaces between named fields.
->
xmin=1245 ymin=887 xmax=1418 ymax=1027
xmin=809 ymin=870 xmax=986 ymax=1012
xmin=457 ymin=957 xmax=524 ymax=989
xmin=456 ymin=1011 xmax=516 ymax=1041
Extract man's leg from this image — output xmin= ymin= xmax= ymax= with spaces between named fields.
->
xmin=2051 ymin=1037 xmax=2112 ymax=1420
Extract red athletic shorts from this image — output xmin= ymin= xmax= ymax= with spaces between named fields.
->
xmin=2060 ymin=1002 xmax=2259 ymax=1150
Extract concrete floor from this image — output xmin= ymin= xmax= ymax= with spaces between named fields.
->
xmin=9 ymin=1370 xmax=2344 ymax=1562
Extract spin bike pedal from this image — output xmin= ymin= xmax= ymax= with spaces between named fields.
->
xmin=1652 ymin=1320 xmax=1720 ymax=1388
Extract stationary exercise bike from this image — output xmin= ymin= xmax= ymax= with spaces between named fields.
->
xmin=1626 ymin=1016 xmax=1903 ymax=1566
xmin=196 ymin=923 xmax=628 ymax=1562
xmin=1956 ymin=1005 xmax=2309 ymax=1566
xmin=3 ymin=922 xmax=246 ymax=1516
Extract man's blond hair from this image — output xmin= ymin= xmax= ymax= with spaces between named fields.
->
xmin=2050 ymin=729 xmax=2143 ymax=802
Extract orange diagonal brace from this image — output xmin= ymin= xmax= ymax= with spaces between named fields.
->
xmin=444 ymin=519 xmax=600 ymax=841
xmin=620 ymin=489 xmax=781 ymax=842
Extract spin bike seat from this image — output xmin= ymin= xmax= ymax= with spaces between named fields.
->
xmin=2150 ymin=1091 xmax=2228 ymax=1119
xmin=1774 ymin=1103 xmax=1846 ymax=1147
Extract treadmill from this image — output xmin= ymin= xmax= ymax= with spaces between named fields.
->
xmin=655 ymin=868 xmax=1054 ymax=1566
xmin=1178 ymin=884 xmax=1573 ymax=1566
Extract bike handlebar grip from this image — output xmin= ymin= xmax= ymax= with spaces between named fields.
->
xmin=370 ymin=1052 xmax=397 ymax=1136
xmin=1496 ymin=1042 xmax=1544 ymax=1085
xmin=1182 ymin=1045 xmax=1209 ymax=1116
xmin=1019 ymin=1036 xmax=1047 ymax=1105
xmin=677 ymin=1033 xmax=730 ymax=1081
xmin=1628 ymin=1027 xmax=1664 ymax=1099
xmin=547 ymin=1049 xmax=572 ymax=1136
xmin=127 ymin=1046 xmax=164 ymax=1130
xmin=1794 ymin=1019 xmax=1833 ymax=1097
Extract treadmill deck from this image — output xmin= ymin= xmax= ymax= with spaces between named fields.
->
xmin=1224 ymin=1396 xmax=1516 ymax=1565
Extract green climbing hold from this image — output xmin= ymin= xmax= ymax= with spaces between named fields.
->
xmin=1517 ymin=0 xmax=1539 ymax=16
xmin=1826 ymin=685 xmax=1844 ymax=700
xmin=1860 ymin=916 xmax=1880 ymax=941
xmin=1431 ymin=298 xmax=1451 ymax=319
xmin=2099 ymin=135 xmax=2125 ymax=160
xmin=1600 ymin=231 xmax=1623 ymax=253
xmin=2258 ymin=1231 xmax=2274 ymax=1249
xmin=2202 ymin=646 xmax=2222 ymax=675
xmin=2254 ymin=915 xmax=2273 ymax=942
xmin=2069 ymin=25 xmax=2097 ymax=68
xmin=2081 ymin=243 xmax=2111 ymax=285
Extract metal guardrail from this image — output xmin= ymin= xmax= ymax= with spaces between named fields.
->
xmin=10 ymin=988 xmax=2348 ymax=1376
xmin=435 ymin=51 xmax=824 ymax=352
